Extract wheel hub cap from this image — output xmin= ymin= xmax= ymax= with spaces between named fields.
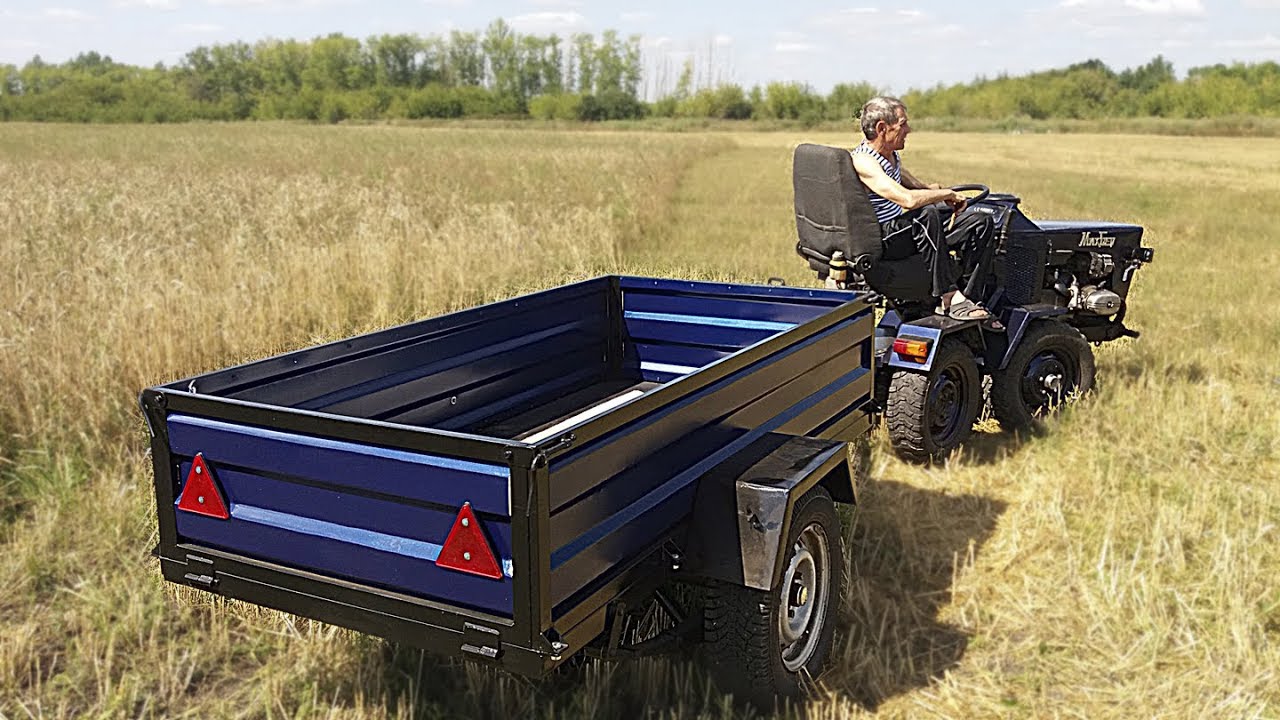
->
xmin=1023 ymin=353 xmax=1072 ymax=411
xmin=928 ymin=369 xmax=968 ymax=441
xmin=779 ymin=523 xmax=830 ymax=672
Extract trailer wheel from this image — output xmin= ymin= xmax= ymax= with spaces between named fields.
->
xmin=885 ymin=338 xmax=982 ymax=464
xmin=702 ymin=487 xmax=843 ymax=707
xmin=990 ymin=320 xmax=1095 ymax=432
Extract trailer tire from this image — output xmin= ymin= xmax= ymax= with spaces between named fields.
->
xmin=990 ymin=320 xmax=1095 ymax=433
xmin=885 ymin=338 xmax=982 ymax=464
xmin=702 ymin=487 xmax=843 ymax=707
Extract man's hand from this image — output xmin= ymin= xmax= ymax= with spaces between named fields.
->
xmin=943 ymin=190 xmax=967 ymax=214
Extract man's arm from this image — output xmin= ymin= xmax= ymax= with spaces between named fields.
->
xmin=900 ymin=165 xmax=940 ymax=191
xmin=852 ymin=153 xmax=961 ymax=211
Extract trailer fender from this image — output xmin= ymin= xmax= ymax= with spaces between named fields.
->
xmin=684 ymin=433 xmax=852 ymax=591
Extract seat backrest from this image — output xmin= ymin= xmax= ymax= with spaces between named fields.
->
xmin=792 ymin=143 xmax=882 ymax=275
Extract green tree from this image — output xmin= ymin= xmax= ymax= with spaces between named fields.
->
xmin=368 ymin=34 xmax=422 ymax=88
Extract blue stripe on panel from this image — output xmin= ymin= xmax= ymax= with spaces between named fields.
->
xmin=549 ymin=321 xmax=856 ymax=509
xmin=230 ymin=504 xmax=446 ymax=563
xmin=170 ymin=415 xmax=508 ymax=477
xmin=617 ymin=276 xmax=853 ymax=305
xmin=175 ymin=511 xmax=515 ymax=615
xmin=623 ymin=292 xmax=835 ymax=326
xmin=623 ymin=310 xmax=795 ymax=333
xmin=167 ymin=414 xmax=511 ymax=517
xmin=549 ymin=364 xmax=869 ymax=569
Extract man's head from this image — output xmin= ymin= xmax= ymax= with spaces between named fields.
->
xmin=860 ymin=96 xmax=910 ymax=150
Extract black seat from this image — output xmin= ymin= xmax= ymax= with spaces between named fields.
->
xmin=792 ymin=143 xmax=932 ymax=303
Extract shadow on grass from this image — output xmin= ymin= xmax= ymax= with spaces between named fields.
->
xmin=959 ymin=427 xmax=1031 ymax=465
xmin=366 ymin=479 xmax=1005 ymax=718
xmin=828 ymin=478 xmax=1006 ymax=710
xmin=374 ymin=644 xmax=734 ymax=719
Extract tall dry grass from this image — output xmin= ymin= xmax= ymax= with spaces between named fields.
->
xmin=636 ymin=130 xmax=1280 ymax=718
xmin=1 ymin=124 xmax=1277 ymax=719
xmin=0 ymin=123 xmax=733 ymax=718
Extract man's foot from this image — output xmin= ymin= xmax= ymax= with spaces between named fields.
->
xmin=938 ymin=296 xmax=1005 ymax=329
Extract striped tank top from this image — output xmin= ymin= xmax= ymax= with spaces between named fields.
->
xmin=852 ymin=142 xmax=904 ymax=223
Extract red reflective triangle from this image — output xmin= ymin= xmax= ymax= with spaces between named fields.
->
xmin=176 ymin=453 xmax=230 ymax=520
xmin=435 ymin=502 xmax=502 ymax=580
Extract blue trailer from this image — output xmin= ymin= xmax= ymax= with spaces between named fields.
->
xmin=142 ymin=276 xmax=876 ymax=705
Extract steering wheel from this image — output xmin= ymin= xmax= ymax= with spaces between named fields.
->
xmin=950 ymin=184 xmax=990 ymax=206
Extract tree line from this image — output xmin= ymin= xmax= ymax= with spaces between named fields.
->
xmin=1 ymin=21 xmax=1277 ymax=124
xmin=904 ymin=57 xmax=1280 ymax=120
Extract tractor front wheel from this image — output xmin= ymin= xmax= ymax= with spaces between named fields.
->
xmin=990 ymin=320 xmax=1096 ymax=432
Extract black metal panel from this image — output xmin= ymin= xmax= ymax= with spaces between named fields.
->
xmin=156 ymin=548 xmax=556 ymax=678
xmin=546 ymin=317 xmax=869 ymax=512
xmin=1003 ymin=233 xmax=1050 ymax=305
xmin=506 ymin=445 xmax=551 ymax=652
xmin=545 ymin=342 xmax=865 ymax=550
xmin=172 ymin=277 xmax=613 ymax=398
xmin=153 ymin=391 xmax=524 ymax=464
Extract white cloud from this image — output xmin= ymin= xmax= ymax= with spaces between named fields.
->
xmin=175 ymin=22 xmax=223 ymax=32
xmin=1123 ymin=0 xmax=1204 ymax=15
xmin=1218 ymin=33 xmax=1280 ymax=48
xmin=1055 ymin=0 xmax=1204 ymax=17
xmin=819 ymin=6 xmax=932 ymax=32
xmin=0 ymin=38 xmax=43 ymax=52
xmin=44 ymin=7 xmax=94 ymax=21
xmin=116 ymin=0 xmax=180 ymax=8
xmin=506 ymin=11 xmax=586 ymax=33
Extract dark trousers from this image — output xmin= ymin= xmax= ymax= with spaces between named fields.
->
xmin=947 ymin=207 xmax=997 ymax=299
xmin=880 ymin=205 xmax=995 ymax=300
xmin=880 ymin=205 xmax=954 ymax=299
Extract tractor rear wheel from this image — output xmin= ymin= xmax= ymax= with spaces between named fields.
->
xmin=885 ymin=338 xmax=982 ymax=464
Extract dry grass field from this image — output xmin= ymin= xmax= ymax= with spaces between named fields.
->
xmin=1 ymin=123 xmax=1278 ymax=719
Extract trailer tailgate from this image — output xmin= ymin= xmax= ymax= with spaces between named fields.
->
xmin=165 ymin=413 xmax=516 ymax=617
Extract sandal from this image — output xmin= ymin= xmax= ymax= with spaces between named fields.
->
xmin=939 ymin=297 xmax=1005 ymax=329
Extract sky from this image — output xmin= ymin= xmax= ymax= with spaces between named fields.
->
xmin=1 ymin=0 xmax=1278 ymax=96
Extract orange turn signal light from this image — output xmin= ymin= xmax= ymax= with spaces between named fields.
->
xmin=892 ymin=337 xmax=931 ymax=363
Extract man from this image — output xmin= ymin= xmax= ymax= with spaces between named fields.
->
xmin=851 ymin=96 xmax=997 ymax=322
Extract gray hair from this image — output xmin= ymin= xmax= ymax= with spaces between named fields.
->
xmin=859 ymin=96 xmax=906 ymax=140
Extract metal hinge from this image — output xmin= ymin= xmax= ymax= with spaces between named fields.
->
xmin=461 ymin=622 xmax=501 ymax=661
xmin=183 ymin=553 xmax=219 ymax=589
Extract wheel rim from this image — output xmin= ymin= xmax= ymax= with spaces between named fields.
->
xmin=927 ymin=365 xmax=970 ymax=445
xmin=779 ymin=522 xmax=830 ymax=672
xmin=1020 ymin=349 xmax=1078 ymax=416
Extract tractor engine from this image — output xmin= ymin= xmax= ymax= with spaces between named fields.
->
xmin=988 ymin=197 xmax=1154 ymax=343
